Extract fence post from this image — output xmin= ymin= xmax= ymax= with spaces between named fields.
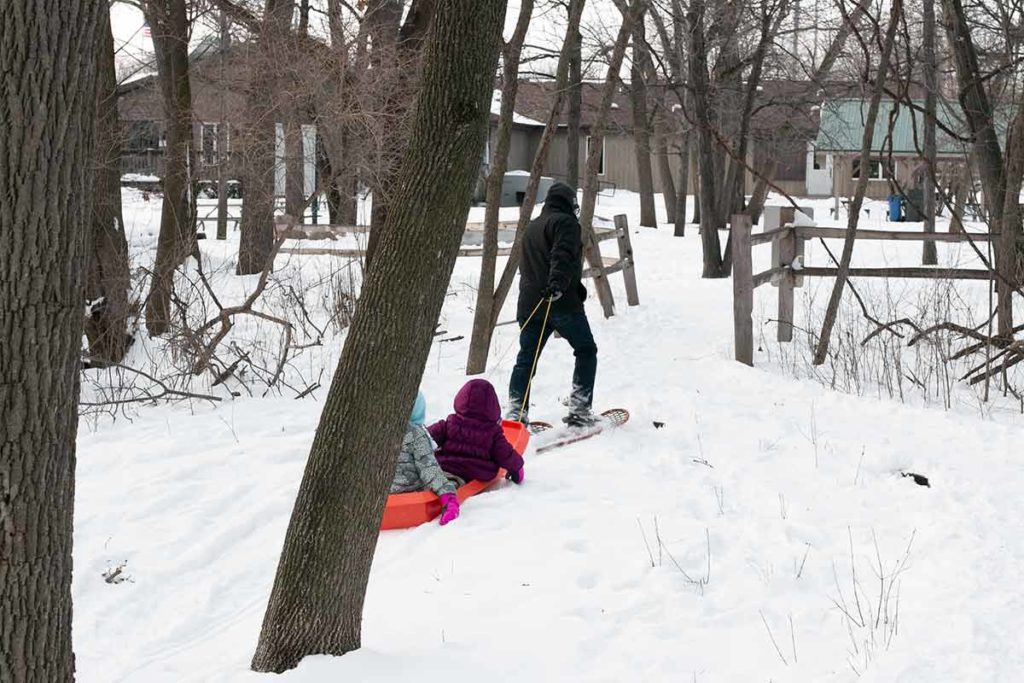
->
xmin=777 ymin=225 xmax=795 ymax=342
xmin=583 ymin=220 xmax=615 ymax=318
xmin=614 ymin=214 xmax=640 ymax=306
xmin=732 ymin=214 xmax=754 ymax=366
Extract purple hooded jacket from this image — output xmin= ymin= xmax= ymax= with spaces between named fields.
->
xmin=428 ymin=379 xmax=525 ymax=482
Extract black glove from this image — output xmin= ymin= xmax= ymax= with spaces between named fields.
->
xmin=541 ymin=287 xmax=563 ymax=302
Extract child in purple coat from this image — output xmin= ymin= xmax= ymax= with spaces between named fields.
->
xmin=428 ymin=379 xmax=525 ymax=485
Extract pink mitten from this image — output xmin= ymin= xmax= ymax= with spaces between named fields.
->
xmin=439 ymin=493 xmax=460 ymax=526
xmin=506 ymin=467 xmax=525 ymax=485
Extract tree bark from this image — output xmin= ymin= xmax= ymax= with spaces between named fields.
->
xmin=813 ymin=0 xmax=902 ymax=365
xmin=86 ymin=8 xmax=132 ymax=365
xmin=363 ymin=0 xmax=413 ymax=272
xmin=567 ymin=27 xmax=583 ymax=188
xmin=144 ymin=0 xmax=197 ymax=334
xmin=922 ymin=0 xmax=938 ymax=265
xmin=812 ymin=0 xmax=870 ymax=83
xmin=686 ymin=0 xmax=726 ymax=277
xmin=941 ymin=0 xmax=1022 ymax=336
xmin=237 ymin=0 xmax=292 ymax=275
xmin=630 ymin=6 xmax=658 ymax=228
xmin=654 ymin=103 xmax=678 ymax=224
xmin=217 ymin=11 xmax=230 ymax=241
xmin=284 ymin=112 xmax=305 ymax=219
xmin=675 ymin=131 xmax=691 ymax=235
xmin=1 ymin=0 xmax=103 ymax=678
xmin=488 ymin=0 xmax=587 ymax=341
xmin=466 ymin=0 xmax=535 ymax=376
xmin=250 ymin=0 xmax=507 ymax=672
xmin=579 ymin=0 xmax=642 ymax=316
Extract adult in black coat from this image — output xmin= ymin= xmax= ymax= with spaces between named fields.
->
xmin=508 ymin=182 xmax=598 ymax=426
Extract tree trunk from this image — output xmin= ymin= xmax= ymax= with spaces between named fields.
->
xmin=941 ymin=0 xmax=1021 ymax=336
xmin=250 ymin=0 xmax=507 ymax=672
xmin=675 ymin=130 xmax=691 ymax=235
xmin=812 ymin=0 xmax=869 ymax=82
xmin=466 ymin=0 xmax=535 ymax=376
xmin=579 ymin=0 xmax=642 ymax=316
xmin=813 ymin=0 xmax=901 ymax=365
xmin=745 ymin=160 xmax=777 ymax=225
xmin=488 ymin=0 xmax=587 ymax=338
xmin=1 ymin=1 xmax=103 ymax=678
xmin=217 ymin=11 xmax=230 ymax=241
xmin=86 ymin=8 xmax=132 ymax=365
xmin=686 ymin=0 xmax=726 ymax=277
xmin=630 ymin=7 xmax=658 ymax=228
xmin=237 ymin=0 xmax=292 ymax=275
xmin=922 ymin=0 xmax=938 ymax=265
xmin=567 ymin=27 xmax=583 ymax=188
xmin=145 ymin=0 xmax=197 ymax=334
xmin=284 ymin=112 xmax=305 ymax=219
xmin=654 ymin=104 xmax=678 ymax=225
xmin=363 ymin=0 xmax=410 ymax=272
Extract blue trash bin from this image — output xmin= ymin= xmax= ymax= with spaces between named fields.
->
xmin=888 ymin=194 xmax=903 ymax=222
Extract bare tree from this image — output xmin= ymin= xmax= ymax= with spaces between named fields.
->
xmin=144 ymin=0 xmax=198 ymax=334
xmin=579 ymin=0 xmax=644 ymax=314
xmin=814 ymin=0 xmax=903 ymax=365
xmin=1 ymin=0 xmax=104 ymax=677
xmin=465 ymin=0 xmax=586 ymax=374
xmin=465 ymin=0 xmax=535 ymax=376
xmin=237 ymin=0 xmax=294 ymax=275
xmin=362 ymin=0 xmax=437 ymax=271
xmin=250 ymin=0 xmax=507 ymax=671
xmin=86 ymin=7 xmax=133 ymax=365
xmin=567 ymin=25 xmax=584 ymax=188
xmin=941 ymin=0 xmax=1024 ymax=337
xmin=630 ymin=2 xmax=658 ymax=228
xmin=686 ymin=0 xmax=727 ymax=276
xmin=922 ymin=0 xmax=938 ymax=265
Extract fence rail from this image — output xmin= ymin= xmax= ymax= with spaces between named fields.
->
xmin=732 ymin=209 xmax=997 ymax=366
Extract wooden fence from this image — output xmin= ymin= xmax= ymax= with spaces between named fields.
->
xmin=732 ymin=210 xmax=997 ymax=366
xmin=274 ymin=214 xmax=640 ymax=312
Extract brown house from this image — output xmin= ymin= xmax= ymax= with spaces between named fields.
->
xmin=491 ymin=79 xmax=825 ymax=199
xmin=117 ymin=37 xmax=256 ymax=183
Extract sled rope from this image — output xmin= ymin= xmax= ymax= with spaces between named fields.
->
xmin=518 ymin=298 xmax=545 ymax=332
xmin=518 ymin=297 xmax=552 ymax=422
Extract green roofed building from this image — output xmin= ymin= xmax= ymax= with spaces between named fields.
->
xmin=810 ymin=98 xmax=976 ymax=199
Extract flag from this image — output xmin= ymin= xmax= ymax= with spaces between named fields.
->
xmin=143 ymin=24 xmax=151 ymax=38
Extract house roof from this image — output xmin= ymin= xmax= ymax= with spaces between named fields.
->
xmin=814 ymin=98 xmax=971 ymax=156
xmin=510 ymin=80 xmax=634 ymax=130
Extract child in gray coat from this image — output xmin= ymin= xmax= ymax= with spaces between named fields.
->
xmin=390 ymin=391 xmax=461 ymax=525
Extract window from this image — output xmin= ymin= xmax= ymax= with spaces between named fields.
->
xmin=125 ymin=120 xmax=160 ymax=152
xmin=200 ymin=123 xmax=228 ymax=166
xmin=586 ymin=135 xmax=606 ymax=176
xmin=851 ymin=157 xmax=895 ymax=180
xmin=813 ymin=152 xmax=827 ymax=170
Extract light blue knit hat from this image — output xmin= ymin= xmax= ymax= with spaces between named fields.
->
xmin=410 ymin=391 xmax=427 ymax=425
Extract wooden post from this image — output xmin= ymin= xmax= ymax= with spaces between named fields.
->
xmin=583 ymin=221 xmax=615 ymax=318
xmin=614 ymin=214 xmax=639 ymax=306
xmin=732 ymin=214 xmax=754 ymax=366
xmin=777 ymin=225 xmax=795 ymax=342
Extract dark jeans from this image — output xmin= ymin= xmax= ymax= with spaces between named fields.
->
xmin=508 ymin=309 xmax=597 ymax=420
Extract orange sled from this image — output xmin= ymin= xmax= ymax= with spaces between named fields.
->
xmin=380 ymin=420 xmax=530 ymax=530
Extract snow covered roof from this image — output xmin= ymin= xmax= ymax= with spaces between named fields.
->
xmin=491 ymin=89 xmax=547 ymax=128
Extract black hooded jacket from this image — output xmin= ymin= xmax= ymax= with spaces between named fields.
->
xmin=516 ymin=182 xmax=588 ymax=320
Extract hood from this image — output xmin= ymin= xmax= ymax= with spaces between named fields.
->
xmin=453 ymin=379 xmax=501 ymax=422
xmin=410 ymin=391 xmax=427 ymax=425
xmin=543 ymin=182 xmax=578 ymax=215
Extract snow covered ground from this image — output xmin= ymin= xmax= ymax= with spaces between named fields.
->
xmin=73 ymin=190 xmax=1024 ymax=681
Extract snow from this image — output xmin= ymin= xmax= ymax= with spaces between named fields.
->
xmin=73 ymin=191 xmax=1024 ymax=681
xmin=491 ymin=89 xmax=547 ymax=128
